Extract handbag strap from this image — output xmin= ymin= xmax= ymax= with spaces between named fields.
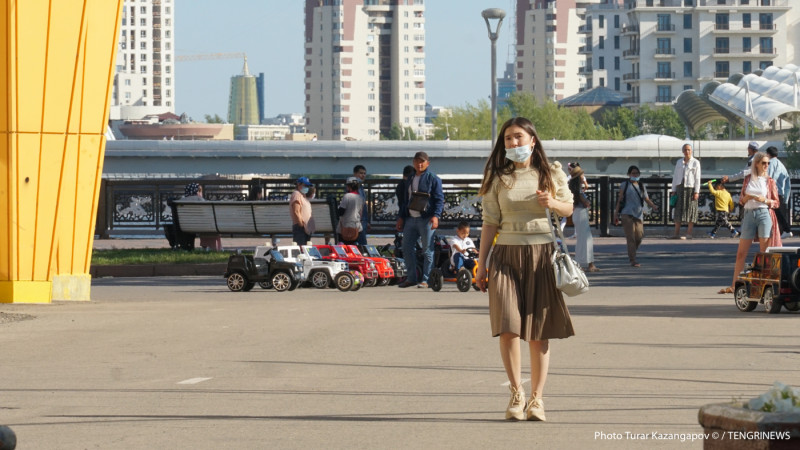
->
xmin=545 ymin=208 xmax=570 ymax=255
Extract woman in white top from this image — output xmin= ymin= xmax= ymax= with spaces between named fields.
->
xmin=670 ymin=144 xmax=701 ymax=239
xmin=719 ymin=152 xmax=780 ymax=294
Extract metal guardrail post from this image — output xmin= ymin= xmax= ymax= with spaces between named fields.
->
xmin=599 ymin=176 xmax=611 ymax=237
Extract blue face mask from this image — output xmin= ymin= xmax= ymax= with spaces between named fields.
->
xmin=505 ymin=144 xmax=532 ymax=163
xmin=300 ymin=187 xmax=310 ymax=194
xmin=630 ymin=176 xmax=640 ymax=182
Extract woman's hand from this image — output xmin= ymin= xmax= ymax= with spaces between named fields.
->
xmin=476 ymin=264 xmax=488 ymax=293
xmin=536 ymin=190 xmax=555 ymax=208
xmin=692 ymin=192 xmax=699 ymax=201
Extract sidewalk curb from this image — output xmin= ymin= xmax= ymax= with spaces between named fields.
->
xmin=90 ymin=263 xmax=226 ymax=278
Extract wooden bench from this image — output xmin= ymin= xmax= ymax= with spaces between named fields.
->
xmin=169 ymin=199 xmax=337 ymax=246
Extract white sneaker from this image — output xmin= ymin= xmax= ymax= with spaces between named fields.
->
xmin=781 ymin=232 xmax=793 ymax=238
xmin=526 ymin=395 xmax=546 ymax=421
xmin=505 ymin=385 xmax=527 ymax=421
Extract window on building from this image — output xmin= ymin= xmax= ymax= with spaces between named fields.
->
xmin=125 ymin=92 xmax=131 ymax=100
xmin=657 ymin=62 xmax=671 ymax=78
xmin=657 ymin=85 xmax=672 ymax=102
xmin=166 ymin=89 xmax=171 ymax=98
xmin=614 ymin=56 xmax=620 ymax=70
xmin=743 ymin=61 xmax=752 ymax=73
xmin=684 ymin=38 xmax=692 ymax=53
xmin=715 ymin=61 xmax=730 ymax=78
xmin=683 ymin=61 xmax=692 ymax=77
xmin=743 ymin=37 xmax=751 ymax=52
xmin=599 ymin=36 xmax=605 ymax=49
xmin=715 ymin=13 xmax=729 ymax=30
xmin=165 ymin=78 xmax=171 ymax=86
xmin=614 ymin=36 xmax=620 ymax=49
xmin=657 ymin=38 xmax=671 ymax=54
xmin=140 ymin=30 xmax=146 ymax=38
xmin=759 ymin=13 xmax=773 ymax=30
xmin=140 ymin=66 xmax=146 ymax=73
xmin=716 ymin=37 xmax=730 ymax=53
xmin=140 ymin=53 xmax=147 ymax=61
xmin=599 ymin=15 xmax=605 ymax=29
xmin=142 ymin=89 xmax=147 ymax=97
xmin=599 ymin=77 xmax=605 ymax=87
xmin=657 ymin=15 xmax=671 ymax=31
xmin=760 ymin=37 xmax=773 ymax=54
xmin=142 ymin=77 xmax=146 ymax=85
xmin=140 ymin=42 xmax=146 ymax=50
xmin=614 ymin=77 xmax=620 ymax=90
xmin=743 ymin=13 xmax=751 ymax=29
xmin=599 ymin=57 xmax=604 ymax=69
xmin=614 ymin=15 xmax=620 ymax=28
xmin=683 ymin=14 xmax=691 ymax=30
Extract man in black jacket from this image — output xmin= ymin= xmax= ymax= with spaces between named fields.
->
xmin=395 ymin=152 xmax=444 ymax=288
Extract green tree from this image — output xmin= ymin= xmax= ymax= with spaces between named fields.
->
xmin=430 ymin=99 xmax=499 ymax=140
xmin=636 ymin=105 xmax=684 ymax=138
xmin=204 ymin=114 xmax=225 ymax=123
xmin=784 ymin=125 xmax=800 ymax=171
xmin=598 ymin=107 xmax=639 ymax=139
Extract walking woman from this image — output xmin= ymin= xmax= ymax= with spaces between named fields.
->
xmin=613 ymin=166 xmax=658 ymax=267
xmin=475 ymin=117 xmax=575 ymax=422
xmin=568 ymin=164 xmax=599 ymax=272
xmin=670 ymin=143 xmax=701 ymax=239
xmin=719 ymin=151 xmax=781 ymax=294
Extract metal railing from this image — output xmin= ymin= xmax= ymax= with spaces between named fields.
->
xmin=96 ymin=176 xmax=800 ymax=239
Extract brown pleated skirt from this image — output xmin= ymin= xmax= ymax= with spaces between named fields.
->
xmin=488 ymin=244 xmax=575 ymax=341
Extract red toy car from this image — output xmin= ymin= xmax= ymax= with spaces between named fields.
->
xmin=344 ymin=245 xmax=394 ymax=286
xmin=313 ymin=244 xmax=379 ymax=287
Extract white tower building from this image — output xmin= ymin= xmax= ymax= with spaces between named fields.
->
xmin=304 ymin=0 xmax=427 ymax=141
xmin=111 ymin=0 xmax=176 ymax=121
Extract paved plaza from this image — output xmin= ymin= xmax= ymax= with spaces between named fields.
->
xmin=2 ymin=236 xmax=799 ymax=449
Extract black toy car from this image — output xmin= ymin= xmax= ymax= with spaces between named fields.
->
xmin=734 ymin=247 xmax=800 ymax=314
xmin=224 ymin=250 xmax=305 ymax=292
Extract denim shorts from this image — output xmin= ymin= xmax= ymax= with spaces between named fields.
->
xmin=740 ymin=208 xmax=772 ymax=240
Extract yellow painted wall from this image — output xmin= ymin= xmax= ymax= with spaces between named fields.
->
xmin=0 ymin=0 xmax=123 ymax=303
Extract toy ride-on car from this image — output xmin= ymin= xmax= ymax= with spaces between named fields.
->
xmin=734 ymin=247 xmax=800 ymax=314
xmin=359 ymin=244 xmax=407 ymax=285
xmin=314 ymin=244 xmax=379 ymax=287
xmin=429 ymin=248 xmax=479 ymax=293
xmin=343 ymin=245 xmax=394 ymax=286
xmin=265 ymin=244 xmax=355 ymax=291
xmin=224 ymin=249 xmax=305 ymax=293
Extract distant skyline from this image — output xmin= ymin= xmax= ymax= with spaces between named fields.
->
xmin=175 ymin=0 xmax=513 ymax=122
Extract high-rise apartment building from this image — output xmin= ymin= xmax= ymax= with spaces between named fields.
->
xmin=304 ymin=0 xmax=427 ymax=141
xmin=621 ymin=0 xmax=796 ymax=106
xmin=578 ymin=0 xmax=797 ymax=106
xmin=515 ymin=0 xmax=592 ymax=102
xmin=111 ymin=0 xmax=176 ymax=121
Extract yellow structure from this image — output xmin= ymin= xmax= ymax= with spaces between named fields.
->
xmin=1 ymin=0 xmax=123 ymax=303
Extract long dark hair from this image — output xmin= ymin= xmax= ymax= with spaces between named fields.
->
xmin=478 ymin=117 xmax=553 ymax=196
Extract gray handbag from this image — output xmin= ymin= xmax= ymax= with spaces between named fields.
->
xmin=546 ymin=208 xmax=589 ymax=297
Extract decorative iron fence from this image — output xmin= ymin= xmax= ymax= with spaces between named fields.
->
xmin=97 ymin=176 xmax=798 ymax=238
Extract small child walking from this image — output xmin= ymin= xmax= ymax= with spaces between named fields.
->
xmin=707 ymin=180 xmax=740 ymax=238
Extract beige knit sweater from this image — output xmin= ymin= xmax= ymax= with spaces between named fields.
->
xmin=481 ymin=161 xmax=572 ymax=245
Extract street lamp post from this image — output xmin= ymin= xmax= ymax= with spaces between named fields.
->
xmin=482 ymin=8 xmax=505 ymax=146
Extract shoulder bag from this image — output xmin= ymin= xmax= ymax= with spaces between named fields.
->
xmin=546 ymin=208 xmax=589 ymax=297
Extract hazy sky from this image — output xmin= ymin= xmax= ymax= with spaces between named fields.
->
xmin=175 ymin=0 xmax=514 ymax=121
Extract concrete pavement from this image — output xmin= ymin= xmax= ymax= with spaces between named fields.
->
xmin=2 ymin=236 xmax=800 ymax=449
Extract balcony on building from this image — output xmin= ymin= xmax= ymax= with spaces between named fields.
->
xmin=578 ymin=24 xmax=592 ymax=34
xmin=621 ymin=24 xmax=639 ymax=35
xmin=578 ymin=65 xmax=593 ymax=75
xmin=655 ymin=95 xmax=674 ymax=103
xmin=655 ymin=23 xmax=675 ymax=33
xmin=654 ymin=48 xmax=676 ymax=57
xmin=697 ymin=0 xmax=789 ymax=7
xmin=578 ymin=45 xmax=592 ymax=55
xmin=713 ymin=71 xmax=730 ymax=79
xmin=627 ymin=0 xmax=683 ymax=8
xmin=623 ymin=49 xmax=639 ymax=60
xmin=654 ymin=71 xmax=675 ymax=80
xmin=622 ymin=72 xmax=640 ymax=81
